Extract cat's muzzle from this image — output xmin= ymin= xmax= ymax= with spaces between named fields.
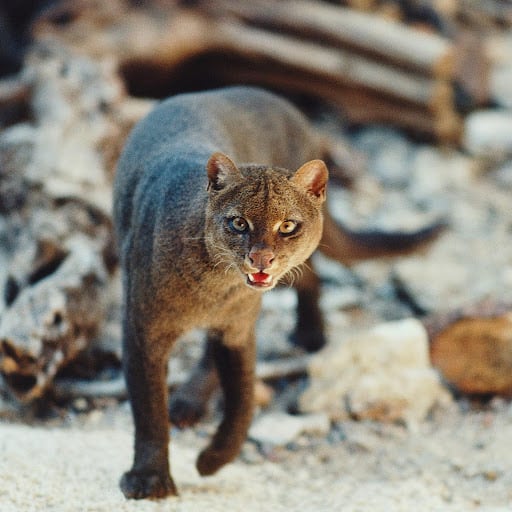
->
xmin=246 ymin=271 xmax=274 ymax=289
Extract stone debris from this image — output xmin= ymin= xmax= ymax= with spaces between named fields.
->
xmin=463 ymin=110 xmax=512 ymax=158
xmin=299 ymin=319 xmax=451 ymax=426
xmin=249 ymin=410 xmax=330 ymax=446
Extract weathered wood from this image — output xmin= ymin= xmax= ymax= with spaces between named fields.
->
xmin=453 ymin=30 xmax=491 ymax=109
xmin=408 ymin=0 xmax=512 ymax=28
xmin=34 ymin=1 xmax=462 ymax=142
xmin=113 ymin=12 xmax=454 ymax=112
xmin=0 ymin=74 xmax=31 ymax=126
xmin=207 ymin=60 xmax=462 ymax=141
xmin=52 ymin=354 xmax=312 ymax=400
xmin=0 ymin=75 xmax=30 ymax=110
xmin=213 ymin=20 xmax=453 ymax=110
xmin=0 ymin=41 xmax=124 ymax=403
xmin=205 ymin=0 xmax=456 ymax=78
xmin=458 ymin=0 xmax=512 ymax=27
xmin=0 ymin=238 xmax=109 ymax=402
xmin=326 ymin=87 xmax=463 ymax=141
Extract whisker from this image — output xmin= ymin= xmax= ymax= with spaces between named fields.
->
xmin=301 ymin=260 xmax=312 ymax=273
xmin=281 ymin=261 xmax=308 ymax=288
xmin=224 ymin=262 xmax=238 ymax=275
xmin=317 ymin=242 xmax=333 ymax=251
xmin=282 ymin=266 xmax=297 ymax=287
xmin=213 ymin=259 xmax=226 ymax=270
xmin=209 ymin=246 xmax=242 ymax=276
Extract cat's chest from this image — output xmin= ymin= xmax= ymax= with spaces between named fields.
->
xmin=156 ymin=260 xmax=257 ymax=318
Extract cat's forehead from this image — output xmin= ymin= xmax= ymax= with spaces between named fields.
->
xmin=224 ymin=201 xmax=301 ymax=222
xmin=239 ymin=164 xmax=293 ymax=179
xmin=224 ymin=172 xmax=304 ymax=219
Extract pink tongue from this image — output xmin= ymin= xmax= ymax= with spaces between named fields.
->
xmin=251 ymin=272 xmax=269 ymax=283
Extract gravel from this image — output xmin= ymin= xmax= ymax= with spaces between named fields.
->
xmin=2 ymin=401 xmax=512 ymax=511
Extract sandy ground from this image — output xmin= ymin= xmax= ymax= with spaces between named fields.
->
xmin=2 ymin=400 xmax=512 ymax=512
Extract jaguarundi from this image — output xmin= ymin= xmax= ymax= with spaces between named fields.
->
xmin=114 ymin=86 xmax=442 ymax=499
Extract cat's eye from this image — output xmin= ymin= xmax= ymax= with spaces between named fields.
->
xmin=279 ymin=220 xmax=298 ymax=235
xmin=229 ymin=217 xmax=249 ymax=233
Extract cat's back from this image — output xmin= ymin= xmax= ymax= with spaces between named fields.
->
xmin=119 ymin=86 xmax=317 ymax=168
xmin=113 ymin=87 xmax=320 ymax=245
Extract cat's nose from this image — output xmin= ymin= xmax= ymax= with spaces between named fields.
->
xmin=248 ymin=248 xmax=275 ymax=270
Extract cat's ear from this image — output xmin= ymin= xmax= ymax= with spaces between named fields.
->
xmin=206 ymin=152 xmax=242 ymax=191
xmin=291 ymin=160 xmax=328 ymax=202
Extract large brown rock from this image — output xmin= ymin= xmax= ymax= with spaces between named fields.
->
xmin=428 ymin=305 xmax=512 ymax=395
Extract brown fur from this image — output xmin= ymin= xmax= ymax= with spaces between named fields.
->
xmin=114 ymin=86 xmax=442 ymax=499
xmin=114 ymin=87 xmax=328 ymax=499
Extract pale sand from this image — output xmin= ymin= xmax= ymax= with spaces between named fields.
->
xmin=1 ymin=402 xmax=512 ymax=512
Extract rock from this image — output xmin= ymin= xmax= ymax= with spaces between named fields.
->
xmin=254 ymin=380 xmax=274 ymax=409
xmin=312 ymin=252 xmax=361 ymax=288
xmin=487 ymin=33 xmax=512 ymax=108
xmin=428 ymin=305 xmax=512 ymax=395
xmin=392 ymin=157 xmax=512 ymax=313
xmin=464 ymin=110 xmax=512 ymax=158
xmin=299 ymin=319 xmax=450 ymax=426
xmin=249 ymin=411 xmax=330 ymax=446
xmin=491 ymin=161 xmax=512 ymax=189
xmin=392 ymin=223 xmax=512 ymax=315
xmin=351 ymin=126 xmax=414 ymax=187
xmin=491 ymin=66 xmax=512 ymax=108
xmin=408 ymin=146 xmax=473 ymax=199
xmin=392 ymin=251 xmax=473 ymax=314
xmin=320 ymin=287 xmax=362 ymax=315
xmin=258 ymin=288 xmax=297 ymax=358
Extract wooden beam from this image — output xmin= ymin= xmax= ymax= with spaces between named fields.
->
xmin=202 ymin=0 xmax=456 ymax=78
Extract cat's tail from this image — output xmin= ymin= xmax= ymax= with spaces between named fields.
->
xmin=319 ymin=211 xmax=446 ymax=265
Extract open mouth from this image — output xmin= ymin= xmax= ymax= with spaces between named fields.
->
xmin=246 ymin=271 xmax=273 ymax=289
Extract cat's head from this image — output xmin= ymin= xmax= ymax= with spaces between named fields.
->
xmin=204 ymin=152 xmax=328 ymax=291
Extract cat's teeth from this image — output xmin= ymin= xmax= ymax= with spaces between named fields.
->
xmin=248 ymin=272 xmax=272 ymax=284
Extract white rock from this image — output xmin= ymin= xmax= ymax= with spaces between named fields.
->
xmin=464 ymin=110 xmax=512 ymax=157
xmin=491 ymin=66 xmax=512 ymax=108
xmin=487 ymin=33 xmax=512 ymax=108
xmin=409 ymin=146 xmax=473 ymax=196
xmin=249 ymin=411 xmax=330 ymax=446
xmin=492 ymin=161 xmax=512 ymax=188
xmin=299 ymin=319 xmax=451 ymax=426
xmin=352 ymin=127 xmax=414 ymax=187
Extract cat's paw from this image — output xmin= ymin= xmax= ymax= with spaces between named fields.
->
xmin=196 ymin=446 xmax=235 ymax=476
xmin=120 ymin=469 xmax=178 ymax=499
xmin=289 ymin=328 xmax=326 ymax=353
xmin=169 ymin=395 xmax=207 ymax=428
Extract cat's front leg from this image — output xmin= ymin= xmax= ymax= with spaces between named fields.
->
xmin=195 ymin=328 xmax=256 ymax=476
xmin=169 ymin=337 xmax=219 ymax=428
xmin=290 ymin=258 xmax=326 ymax=352
xmin=120 ymin=318 xmax=178 ymax=499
